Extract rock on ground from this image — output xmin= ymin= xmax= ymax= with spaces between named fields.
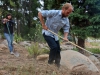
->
xmin=60 ymin=50 xmax=100 ymax=74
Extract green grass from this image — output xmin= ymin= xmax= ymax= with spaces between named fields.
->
xmin=86 ymin=48 xmax=100 ymax=54
xmin=73 ymin=47 xmax=100 ymax=54
xmin=90 ymin=42 xmax=100 ymax=46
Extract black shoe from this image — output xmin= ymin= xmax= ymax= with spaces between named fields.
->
xmin=55 ymin=63 xmax=60 ymax=68
xmin=48 ymin=60 xmax=53 ymax=64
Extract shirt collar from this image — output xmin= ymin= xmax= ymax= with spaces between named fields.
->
xmin=59 ymin=10 xmax=67 ymax=19
xmin=58 ymin=10 xmax=62 ymax=16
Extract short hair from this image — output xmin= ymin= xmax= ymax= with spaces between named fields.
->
xmin=62 ymin=3 xmax=73 ymax=10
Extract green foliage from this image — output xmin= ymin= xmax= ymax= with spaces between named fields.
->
xmin=28 ymin=24 xmax=44 ymax=42
xmin=14 ymin=33 xmax=23 ymax=43
xmin=90 ymin=42 xmax=99 ymax=46
xmin=43 ymin=0 xmax=100 ymax=41
xmin=21 ymin=23 xmax=45 ymax=43
xmin=86 ymin=48 xmax=100 ymax=54
xmin=27 ymin=42 xmax=49 ymax=58
xmin=69 ymin=0 xmax=100 ymax=39
xmin=73 ymin=46 xmax=100 ymax=54
xmin=70 ymin=26 xmax=88 ymax=39
xmin=43 ymin=0 xmax=62 ymax=9
xmin=85 ymin=25 xmax=100 ymax=38
xmin=73 ymin=48 xmax=79 ymax=52
xmin=1 ymin=0 xmax=41 ymax=40
xmin=27 ymin=43 xmax=42 ymax=58
xmin=9 ymin=0 xmax=16 ymax=7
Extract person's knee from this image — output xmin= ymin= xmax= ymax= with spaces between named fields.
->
xmin=51 ymin=45 xmax=58 ymax=50
xmin=8 ymin=39 xmax=11 ymax=43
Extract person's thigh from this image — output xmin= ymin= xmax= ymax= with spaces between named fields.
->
xmin=4 ymin=33 xmax=11 ymax=43
xmin=10 ymin=34 xmax=13 ymax=43
xmin=43 ymin=33 xmax=57 ymax=49
xmin=55 ymin=41 xmax=61 ymax=52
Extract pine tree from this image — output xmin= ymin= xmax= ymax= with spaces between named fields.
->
xmin=69 ymin=0 xmax=100 ymax=53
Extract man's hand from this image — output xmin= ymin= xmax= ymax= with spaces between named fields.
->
xmin=63 ymin=37 xmax=69 ymax=42
xmin=63 ymin=32 xmax=69 ymax=42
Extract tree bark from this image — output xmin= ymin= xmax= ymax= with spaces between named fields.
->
xmin=78 ymin=37 xmax=85 ymax=54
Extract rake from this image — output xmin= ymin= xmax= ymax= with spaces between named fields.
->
xmin=48 ymin=29 xmax=100 ymax=58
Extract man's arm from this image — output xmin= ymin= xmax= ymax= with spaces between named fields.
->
xmin=38 ymin=12 xmax=48 ymax=30
xmin=63 ymin=32 xmax=69 ymax=41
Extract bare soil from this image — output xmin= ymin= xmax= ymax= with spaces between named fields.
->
xmin=0 ymin=43 xmax=100 ymax=75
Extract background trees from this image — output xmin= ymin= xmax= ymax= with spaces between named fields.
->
xmin=43 ymin=0 xmax=100 ymax=53
xmin=69 ymin=0 xmax=100 ymax=53
xmin=0 ymin=0 xmax=44 ymax=42
xmin=0 ymin=0 xmax=100 ymax=47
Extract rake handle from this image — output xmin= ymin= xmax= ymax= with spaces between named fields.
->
xmin=47 ymin=29 xmax=93 ymax=55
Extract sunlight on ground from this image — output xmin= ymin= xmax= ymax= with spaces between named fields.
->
xmin=85 ymin=37 xmax=100 ymax=49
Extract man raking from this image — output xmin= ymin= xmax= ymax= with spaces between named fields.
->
xmin=38 ymin=3 xmax=73 ymax=67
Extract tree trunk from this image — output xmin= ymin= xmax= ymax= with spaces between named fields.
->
xmin=77 ymin=37 xmax=85 ymax=54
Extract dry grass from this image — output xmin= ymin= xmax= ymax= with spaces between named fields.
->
xmin=0 ymin=42 xmax=100 ymax=75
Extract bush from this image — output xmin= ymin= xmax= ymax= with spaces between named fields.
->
xmin=27 ymin=42 xmax=49 ymax=58
xmin=14 ymin=33 xmax=23 ymax=43
xmin=21 ymin=23 xmax=45 ymax=43
xmin=28 ymin=24 xmax=45 ymax=42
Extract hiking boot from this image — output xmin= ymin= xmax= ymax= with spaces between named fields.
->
xmin=48 ymin=60 xmax=53 ymax=64
xmin=56 ymin=63 xmax=60 ymax=68
xmin=55 ymin=59 xmax=60 ymax=68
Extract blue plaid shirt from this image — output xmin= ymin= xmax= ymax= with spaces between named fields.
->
xmin=41 ymin=10 xmax=70 ymax=41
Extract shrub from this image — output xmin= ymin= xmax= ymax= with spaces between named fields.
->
xmin=14 ymin=33 xmax=23 ymax=43
xmin=27 ymin=42 xmax=49 ymax=58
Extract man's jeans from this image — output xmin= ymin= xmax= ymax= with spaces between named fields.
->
xmin=4 ymin=33 xmax=13 ymax=52
xmin=43 ymin=33 xmax=61 ymax=65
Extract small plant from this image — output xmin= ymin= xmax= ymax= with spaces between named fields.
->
xmin=14 ymin=33 xmax=23 ymax=43
xmin=73 ymin=48 xmax=79 ymax=51
xmin=27 ymin=34 xmax=34 ymax=41
xmin=27 ymin=42 xmax=49 ymax=58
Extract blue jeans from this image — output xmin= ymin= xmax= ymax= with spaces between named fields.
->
xmin=4 ymin=33 xmax=13 ymax=52
xmin=43 ymin=33 xmax=61 ymax=64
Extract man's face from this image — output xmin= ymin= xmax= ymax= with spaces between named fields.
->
xmin=62 ymin=7 xmax=73 ymax=17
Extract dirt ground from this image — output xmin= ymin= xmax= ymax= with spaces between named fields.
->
xmin=0 ymin=43 xmax=100 ymax=75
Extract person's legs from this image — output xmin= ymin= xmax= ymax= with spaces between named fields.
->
xmin=43 ymin=33 xmax=58 ymax=64
xmin=55 ymin=41 xmax=61 ymax=67
xmin=4 ymin=33 xmax=13 ymax=52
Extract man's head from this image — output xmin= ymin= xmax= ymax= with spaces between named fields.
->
xmin=62 ymin=3 xmax=73 ymax=17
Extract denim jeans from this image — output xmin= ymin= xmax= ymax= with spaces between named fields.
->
xmin=4 ymin=33 xmax=13 ymax=52
xmin=43 ymin=33 xmax=61 ymax=64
